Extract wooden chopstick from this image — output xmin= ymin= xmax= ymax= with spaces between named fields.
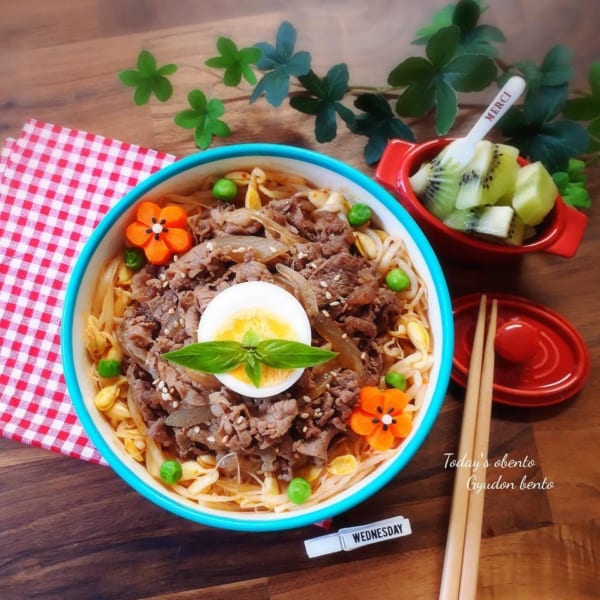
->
xmin=439 ymin=296 xmax=498 ymax=600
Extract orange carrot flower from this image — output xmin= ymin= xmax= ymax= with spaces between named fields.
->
xmin=349 ymin=386 xmax=413 ymax=451
xmin=125 ymin=201 xmax=193 ymax=265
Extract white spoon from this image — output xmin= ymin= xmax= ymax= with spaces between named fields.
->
xmin=442 ymin=75 xmax=527 ymax=168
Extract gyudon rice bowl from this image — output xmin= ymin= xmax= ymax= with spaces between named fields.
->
xmin=62 ymin=144 xmax=453 ymax=531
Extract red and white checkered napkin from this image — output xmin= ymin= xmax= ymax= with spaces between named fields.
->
xmin=0 ymin=118 xmax=176 ymax=464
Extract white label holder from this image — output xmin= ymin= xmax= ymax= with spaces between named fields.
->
xmin=304 ymin=515 xmax=412 ymax=558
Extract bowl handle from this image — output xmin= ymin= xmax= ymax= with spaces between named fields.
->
xmin=544 ymin=202 xmax=588 ymax=257
xmin=375 ymin=139 xmax=417 ymax=191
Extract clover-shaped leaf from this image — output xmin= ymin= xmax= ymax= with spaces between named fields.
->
xmin=563 ymin=62 xmax=600 ymax=153
xmin=503 ymin=45 xmax=575 ymax=97
xmin=119 ymin=50 xmax=177 ymax=105
xmin=501 ymin=92 xmax=589 ymax=172
xmin=412 ymin=3 xmax=456 ymax=44
xmin=205 ymin=37 xmax=262 ymax=87
xmin=389 ymin=25 xmax=496 ymax=134
xmin=413 ymin=1 xmax=503 ymax=58
xmin=290 ymin=64 xmax=355 ymax=143
xmin=352 ymin=94 xmax=415 ymax=164
xmin=250 ymin=21 xmax=311 ymax=107
xmin=174 ymin=89 xmax=231 ymax=150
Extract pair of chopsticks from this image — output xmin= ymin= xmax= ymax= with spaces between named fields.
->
xmin=440 ymin=295 xmax=498 ymax=600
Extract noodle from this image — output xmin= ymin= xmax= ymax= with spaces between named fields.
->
xmin=85 ymin=167 xmax=434 ymax=512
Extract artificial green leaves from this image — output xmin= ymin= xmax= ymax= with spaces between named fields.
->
xmin=563 ymin=61 xmax=600 ymax=156
xmin=119 ymin=1 xmax=595 ymax=207
xmin=251 ymin=21 xmax=311 ymax=107
xmin=291 ymin=64 xmax=355 ymax=143
xmin=205 ymin=37 xmax=262 ymax=87
xmin=500 ymin=46 xmax=590 ymax=173
xmin=119 ymin=50 xmax=177 ymax=105
xmin=389 ymin=25 xmax=497 ymax=135
xmin=174 ymin=90 xmax=230 ymax=149
xmin=351 ymin=94 xmax=415 ymax=165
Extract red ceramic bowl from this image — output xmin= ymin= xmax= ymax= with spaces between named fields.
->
xmin=375 ymin=138 xmax=588 ymax=265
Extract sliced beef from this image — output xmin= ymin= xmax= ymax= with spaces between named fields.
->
xmin=117 ymin=193 xmax=408 ymax=479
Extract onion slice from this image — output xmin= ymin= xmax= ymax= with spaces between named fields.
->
xmin=275 ymin=264 xmax=364 ymax=376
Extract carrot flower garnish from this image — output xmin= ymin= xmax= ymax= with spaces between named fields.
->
xmin=125 ymin=201 xmax=192 ymax=265
xmin=349 ymin=386 xmax=413 ymax=451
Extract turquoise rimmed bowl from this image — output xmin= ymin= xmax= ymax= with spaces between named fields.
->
xmin=61 ymin=143 xmax=453 ymax=532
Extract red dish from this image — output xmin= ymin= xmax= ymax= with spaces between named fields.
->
xmin=452 ymin=293 xmax=590 ymax=407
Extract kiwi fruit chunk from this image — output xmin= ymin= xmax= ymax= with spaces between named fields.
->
xmin=512 ymin=161 xmax=559 ymax=225
xmin=455 ymin=141 xmax=519 ymax=210
xmin=409 ymin=152 xmax=462 ymax=220
xmin=482 ymin=143 xmax=519 ymax=204
xmin=454 ymin=141 xmax=494 ymax=210
xmin=443 ymin=205 xmax=515 ymax=239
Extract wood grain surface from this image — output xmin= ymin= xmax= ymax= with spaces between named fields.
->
xmin=1 ymin=1 xmax=598 ymax=599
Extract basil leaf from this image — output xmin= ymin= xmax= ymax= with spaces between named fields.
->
xmin=244 ymin=354 xmax=262 ymax=387
xmin=256 ymin=340 xmax=337 ymax=368
xmin=163 ymin=341 xmax=246 ymax=373
xmin=242 ymin=329 xmax=260 ymax=347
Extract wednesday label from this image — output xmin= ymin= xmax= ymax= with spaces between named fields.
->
xmin=339 ymin=516 xmax=412 ymax=550
xmin=304 ymin=516 xmax=412 ymax=558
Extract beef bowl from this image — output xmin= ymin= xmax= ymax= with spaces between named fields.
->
xmin=61 ymin=143 xmax=453 ymax=531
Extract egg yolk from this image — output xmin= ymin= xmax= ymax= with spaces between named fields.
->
xmin=215 ymin=308 xmax=298 ymax=386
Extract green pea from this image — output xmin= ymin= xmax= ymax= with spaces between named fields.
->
xmin=347 ymin=203 xmax=372 ymax=227
xmin=97 ymin=359 xmax=122 ymax=378
xmin=124 ymin=247 xmax=145 ymax=271
xmin=159 ymin=460 xmax=183 ymax=484
xmin=385 ymin=268 xmax=410 ymax=292
xmin=287 ymin=477 xmax=311 ymax=505
xmin=385 ymin=371 xmax=407 ymax=391
xmin=212 ymin=178 xmax=238 ymax=201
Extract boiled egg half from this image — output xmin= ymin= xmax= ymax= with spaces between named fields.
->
xmin=197 ymin=281 xmax=312 ymax=397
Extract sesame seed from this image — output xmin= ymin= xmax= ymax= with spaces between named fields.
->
xmin=268 ymin=246 xmax=277 ymax=253
xmin=302 ymin=426 xmax=308 ymax=433
xmin=236 ymin=416 xmax=245 ymax=424
xmin=329 ymin=300 xmax=340 ymax=307
xmin=206 ymin=435 xmax=215 ymax=443
xmin=193 ymin=426 xmax=201 ymax=434
xmin=206 ymin=241 xmax=214 ymax=251
xmin=300 ymin=412 xmax=309 ymax=419
xmin=161 ymin=392 xmax=171 ymax=401
xmin=171 ymin=401 xmax=179 ymax=409
xmin=360 ymin=352 xmax=367 ymax=360
xmin=221 ymin=435 xmax=230 ymax=444
xmin=333 ymin=273 xmax=341 ymax=281
xmin=319 ymin=280 xmax=328 ymax=288
xmin=325 ymin=291 xmax=332 ymax=300
xmin=167 ymin=308 xmax=175 ymax=314
xmin=321 ymin=309 xmax=330 ymax=317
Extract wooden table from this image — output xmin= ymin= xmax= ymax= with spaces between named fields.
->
xmin=1 ymin=1 xmax=598 ymax=598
